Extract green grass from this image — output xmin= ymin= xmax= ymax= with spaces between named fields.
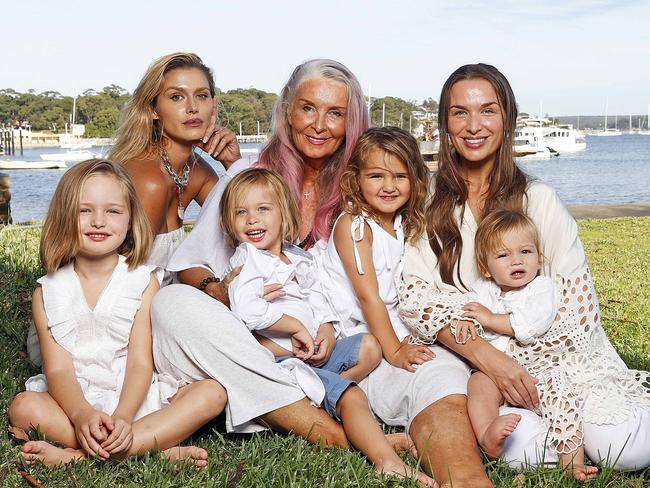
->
xmin=0 ymin=218 xmax=648 ymax=487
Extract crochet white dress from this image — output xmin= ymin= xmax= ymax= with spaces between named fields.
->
xmin=26 ymin=256 xmax=180 ymax=421
xmin=399 ymin=182 xmax=650 ymax=454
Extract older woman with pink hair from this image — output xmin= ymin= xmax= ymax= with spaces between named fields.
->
xmin=151 ymin=59 xmax=368 ymax=444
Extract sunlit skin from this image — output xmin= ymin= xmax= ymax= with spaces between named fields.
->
xmin=232 ymin=185 xmax=284 ymax=258
xmin=288 ymin=78 xmax=348 ymax=170
xmin=358 ymin=149 xmax=410 ymax=234
xmin=484 ymin=228 xmax=540 ymax=294
xmin=153 ymin=67 xmax=214 ymax=146
xmin=447 ymin=79 xmax=504 ymax=169
xmin=77 ymin=175 xmax=130 ymax=263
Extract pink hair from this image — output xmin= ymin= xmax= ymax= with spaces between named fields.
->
xmin=255 ymin=59 xmax=369 ymax=241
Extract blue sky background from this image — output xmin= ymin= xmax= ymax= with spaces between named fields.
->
xmin=3 ymin=0 xmax=649 ymax=116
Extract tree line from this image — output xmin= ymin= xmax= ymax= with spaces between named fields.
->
xmin=0 ymin=87 xmax=438 ymax=138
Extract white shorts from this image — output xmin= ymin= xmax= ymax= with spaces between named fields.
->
xmin=359 ymin=345 xmax=470 ymax=431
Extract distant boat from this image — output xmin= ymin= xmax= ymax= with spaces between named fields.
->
xmin=638 ymin=104 xmax=650 ymax=136
xmin=591 ymin=99 xmax=622 ymax=136
xmin=514 ymin=122 xmax=559 ymax=160
xmin=543 ymin=124 xmax=586 ymax=153
xmin=0 ymin=160 xmax=67 ymax=170
xmin=40 ymin=150 xmax=98 ymax=162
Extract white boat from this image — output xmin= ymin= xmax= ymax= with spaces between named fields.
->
xmin=514 ymin=123 xmax=559 ymax=160
xmin=638 ymin=104 xmax=650 ymax=136
xmin=543 ymin=124 xmax=586 ymax=153
xmin=591 ymin=99 xmax=622 ymax=136
xmin=41 ymin=150 xmax=98 ymax=162
xmin=0 ymin=160 xmax=67 ymax=170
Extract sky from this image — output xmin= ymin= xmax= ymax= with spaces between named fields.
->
xmin=3 ymin=0 xmax=650 ymax=116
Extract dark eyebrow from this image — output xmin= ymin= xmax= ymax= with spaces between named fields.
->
xmin=450 ymin=101 xmax=499 ymax=110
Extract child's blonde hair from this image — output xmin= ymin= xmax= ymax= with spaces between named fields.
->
xmin=40 ymin=159 xmax=152 ymax=272
xmin=475 ymin=210 xmax=542 ymax=277
xmin=220 ymin=168 xmax=301 ymax=248
xmin=339 ymin=126 xmax=428 ymax=242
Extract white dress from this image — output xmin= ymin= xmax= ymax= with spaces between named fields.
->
xmin=313 ymin=212 xmax=410 ymax=340
xmin=398 ymin=181 xmax=650 ymax=468
xmin=26 ymin=256 xmax=179 ymax=421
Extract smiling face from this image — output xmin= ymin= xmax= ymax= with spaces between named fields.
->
xmin=447 ymin=78 xmax=504 ymax=168
xmin=153 ymin=67 xmax=214 ymax=144
xmin=78 ymin=174 xmax=130 ymax=261
xmin=287 ymin=78 xmax=348 ymax=168
xmin=232 ymin=183 xmax=284 ymax=256
xmin=359 ymin=148 xmax=411 ymax=224
xmin=484 ymin=227 xmax=540 ymax=293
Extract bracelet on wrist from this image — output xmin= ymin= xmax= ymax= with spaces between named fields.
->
xmin=198 ymin=276 xmax=220 ymax=291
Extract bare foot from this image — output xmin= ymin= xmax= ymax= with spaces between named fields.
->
xmin=385 ymin=432 xmax=418 ymax=458
xmin=567 ymin=464 xmax=599 ymax=482
xmin=20 ymin=440 xmax=85 ymax=466
xmin=377 ymin=460 xmax=438 ymax=487
xmin=478 ymin=413 xmax=521 ymax=459
xmin=162 ymin=445 xmax=208 ymax=470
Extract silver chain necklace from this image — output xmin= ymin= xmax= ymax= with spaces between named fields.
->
xmin=160 ymin=147 xmax=193 ymax=220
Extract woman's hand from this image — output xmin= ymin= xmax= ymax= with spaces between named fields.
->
xmin=101 ymin=416 xmax=133 ymax=455
xmin=71 ymin=407 xmax=112 ymax=459
xmin=308 ymin=323 xmax=336 ymax=367
xmin=388 ymin=337 xmax=436 ymax=373
xmin=204 ymin=267 xmax=241 ymax=306
xmin=263 ymin=283 xmax=286 ymax=302
xmin=483 ymin=349 xmax=539 ymax=409
xmin=196 ymin=98 xmax=241 ymax=167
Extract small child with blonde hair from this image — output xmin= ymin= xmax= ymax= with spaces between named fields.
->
xmin=9 ymin=159 xmax=225 ymax=468
xmin=457 ymin=209 xmax=598 ymax=481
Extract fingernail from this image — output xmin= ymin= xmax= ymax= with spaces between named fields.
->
xmin=202 ymin=138 xmax=207 ymax=143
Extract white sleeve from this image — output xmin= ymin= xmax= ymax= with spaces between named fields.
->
xmin=527 ymin=182 xmax=587 ymax=280
xmin=228 ymin=244 xmax=283 ymax=331
xmin=308 ymin=266 xmax=339 ymax=329
xmin=505 ymin=277 xmax=559 ymax=345
xmin=167 ymin=158 xmax=250 ymax=278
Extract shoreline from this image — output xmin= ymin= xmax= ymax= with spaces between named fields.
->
xmin=569 ymin=202 xmax=650 ymax=219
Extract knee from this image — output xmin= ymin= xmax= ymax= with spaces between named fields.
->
xmin=193 ymin=380 xmax=228 ymax=417
xmin=359 ymin=334 xmax=382 ymax=369
xmin=8 ymin=392 xmax=41 ymax=429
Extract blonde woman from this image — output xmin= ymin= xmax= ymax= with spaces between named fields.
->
xmin=9 ymin=159 xmax=225 ymax=467
xmin=109 ymin=52 xmax=240 ymax=279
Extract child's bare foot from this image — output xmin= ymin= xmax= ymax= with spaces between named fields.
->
xmin=162 ymin=445 xmax=208 ymax=470
xmin=377 ymin=460 xmax=438 ymax=487
xmin=20 ymin=440 xmax=85 ymax=466
xmin=566 ymin=464 xmax=598 ymax=482
xmin=385 ymin=432 xmax=419 ymax=458
xmin=478 ymin=413 xmax=521 ymax=459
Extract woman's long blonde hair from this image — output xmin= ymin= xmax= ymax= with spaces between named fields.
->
xmin=427 ymin=63 xmax=529 ymax=289
xmin=109 ymin=52 xmax=216 ymax=163
xmin=40 ymin=159 xmax=152 ymax=272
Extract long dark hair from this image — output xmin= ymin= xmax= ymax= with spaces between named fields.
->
xmin=427 ymin=63 xmax=529 ymax=289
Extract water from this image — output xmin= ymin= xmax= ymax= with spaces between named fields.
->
xmin=2 ymin=136 xmax=650 ymax=223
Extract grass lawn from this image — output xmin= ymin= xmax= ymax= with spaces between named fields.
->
xmin=0 ymin=218 xmax=648 ymax=487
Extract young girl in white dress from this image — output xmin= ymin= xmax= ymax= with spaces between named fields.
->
xmin=451 ymin=210 xmax=598 ymax=481
xmin=219 ymin=168 xmax=436 ymax=487
xmin=8 ymin=159 xmax=226 ymax=467
xmin=315 ymin=127 xmax=434 ymax=372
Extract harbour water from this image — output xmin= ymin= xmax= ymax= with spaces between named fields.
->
xmin=2 ymin=136 xmax=650 ymax=224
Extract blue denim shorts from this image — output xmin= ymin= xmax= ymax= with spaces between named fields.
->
xmin=311 ymin=334 xmax=364 ymax=420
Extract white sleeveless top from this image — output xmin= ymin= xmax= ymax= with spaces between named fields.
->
xmin=148 ymin=227 xmax=185 ymax=286
xmin=25 ymin=256 xmax=179 ymax=420
xmin=312 ymin=212 xmax=409 ymax=340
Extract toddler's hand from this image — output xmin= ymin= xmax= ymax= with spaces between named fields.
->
xmin=101 ymin=416 xmax=133 ymax=455
xmin=462 ymin=302 xmax=494 ymax=329
xmin=454 ymin=320 xmax=479 ymax=344
xmin=291 ymin=326 xmax=315 ymax=361
xmin=72 ymin=407 xmax=112 ymax=459
xmin=389 ymin=337 xmax=435 ymax=372
xmin=307 ymin=323 xmax=336 ymax=367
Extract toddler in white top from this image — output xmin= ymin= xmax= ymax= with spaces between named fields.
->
xmin=219 ymin=168 xmax=435 ymax=486
xmin=8 ymin=159 xmax=225 ymax=468
xmin=456 ymin=210 xmax=598 ymax=481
